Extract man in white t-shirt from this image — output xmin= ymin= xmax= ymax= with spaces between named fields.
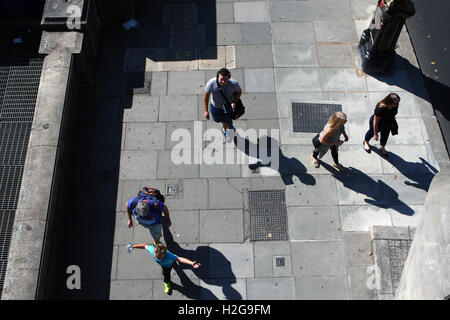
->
xmin=203 ymin=68 xmax=242 ymax=142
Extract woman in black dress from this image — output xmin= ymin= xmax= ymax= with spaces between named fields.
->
xmin=363 ymin=93 xmax=400 ymax=158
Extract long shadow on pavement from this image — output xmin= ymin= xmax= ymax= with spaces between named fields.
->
xmin=163 ymin=223 xmax=242 ymax=300
xmin=371 ymin=147 xmax=438 ymax=192
xmin=320 ymin=161 xmax=415 ymax=216
xmin=232 ymin=132 xmax=316 ymax=186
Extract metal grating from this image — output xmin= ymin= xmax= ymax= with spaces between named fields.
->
xmin=292 ymin=102 xmax=342 ymax=133
xmin=388 ymin=239 xmax=412 ymax=292
xmin=249 ymin=190 xmax=288 ymax=241
xmin=0 ymin=210 xmax=14 ymax=293
xmin=0 ymin=27 xmax=43 ymax=298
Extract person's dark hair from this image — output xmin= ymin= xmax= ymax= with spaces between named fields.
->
xmin=377 ymin=93 xmax=401 ymax=107
xmin=217 ymin=67 xmax=231 ymax=79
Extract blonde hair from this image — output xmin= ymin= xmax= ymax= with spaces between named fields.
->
xmin=327 ymin=112 xmax=347 ymax=129
xmin=154 ymin=243 xmax=167 ymax=258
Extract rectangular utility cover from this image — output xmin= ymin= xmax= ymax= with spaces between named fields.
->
xmin=292 ymin=102 xmax=342 ymax=133
xmin=249 ymin=190 xmax=288 ymax=241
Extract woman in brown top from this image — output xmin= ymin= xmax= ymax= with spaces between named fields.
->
xmin=363 ymin=93 xmax=400 ymax=158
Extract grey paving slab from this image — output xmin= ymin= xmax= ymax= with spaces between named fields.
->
xmin=200 ymin=162 xmax=243 ymax=178
xmin=247 ymin=176 xmax=286 ymax=191
xmin=241 ymin=22 xmax=272 ymax=45
xmin=274 ymin=68 xmax=321 ymax=92
xmin=150 ymin=72 xmax=167 ymax=96
xmin=271 ymin=22 xmax=315 ymax=44
xmin=244 ymin=68 xmax=275 ymax=93
xmin=116 ymin=245 xmax=163 ymax=280
xmin=339 ymin=205 xmax=392 ymax=232
xmin=208 ymin=178 xmax=244 ymax=209
xmin=295 ymin=276 xmax=350 ymax=300
xmin=123 ymin=122 xmax=166 ymax=151
xmin=316 ymin=44 xmax=355 ymax=68
xmin=386 ymin=118 xmax=427 ymax=145
xmin=133 ymin=222 xmax=160 ymax=244
xmin=235 ymin=45 xmax=274 ymax=68
xmin=285 ymin=174 xmax=338 ymax=206
xmin=216 ymin=3 xmax=235 ymax=24
xmin=246 ymin=119 xmax=280 ymax=133
xmin=166 ymin=121 xmax=206 ymax=150
xmin=156 ymin=150 xmax=199 ymax=179
xmin=114 ymin=212 xmax=133 ymax=246
xmin=313 ymin=20 xmax=358 ymax=42
xmin=288 ymin=206 xmax=343 ymax=241
xmin=343 ymin=232 xmax=373 ymax=267
xmin=199 ymin=278 xmax=246 ymax=300
xmin=167 ymin=71 xmax=205 ymax=95
xmin=273 ymin=44 xmax=318 ymax=67
xmin=320 ymin=68 xmax=367 ymax=91
xmin=159 ymin=95 xmax=198 ymax=121
xmin=239 ymin=93 xmax=279 ymax=120
xmin=269 ymin=1 xmax=312 ymax=22
xmin=200 ymin=209 xmax=244 ymax=243
xmin=291 ymin=241 xmax=347 ymax=277
xmin=380 ymin=145 xmax=435 ymax=174
xmin=234 ymin=2 xmax=269 ymax=22
xmin=390 ymin=205 xmax=422 ymax=228
xmin=110 ymin=280 xmax=153 ymax=300
xmin=162 ymin=179 xmax=208 ymax=210
xmin=217 ymin=24 xmax=242 ymax=45
xmin=350 ymin=0 xmax=377 ymax=19
xmin=152 ymin=278 xmax=200 ymax=300
xmin=209 ymin=242 xmax=254 ymax=278
xmin=253 ymin=241 xmax=291 ymax=277
xmin=166 ymin=210 xmax=200 ymax=243
xmin=342 ymin=92 xmax=372 ymax=119
xmin=247 ymin=278 xmax=295 ymax=300
xmin=335 ymin=145 xmax=384 ymax=174
xmin=365 ymin=71 xmax=413 ymax=92
xmin=310 ymin=0 xmax=353 ymax=20
xmin=348 ymin=266 xmax=377 ymax=300
xmin=333 ymin=170 xmax=391 ymax=206
xmin=123 ymin=95 xmax=159 ymax=123
xmin=119 ymin=151 xmax=158 ymax=180
xmin=383 ymin=173 xmax=430 ymax=206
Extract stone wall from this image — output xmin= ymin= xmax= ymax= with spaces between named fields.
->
xmin=395 ymin=170 xmax=450 ymax=299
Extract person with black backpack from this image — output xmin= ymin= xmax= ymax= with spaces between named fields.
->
xmin=126 ymin=186 xmax=172 ymax=244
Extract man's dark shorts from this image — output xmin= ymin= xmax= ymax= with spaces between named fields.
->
xmin=209 ymin=104 xmax=233 ymax=125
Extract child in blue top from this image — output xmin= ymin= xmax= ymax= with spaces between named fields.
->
xmin=127 ymin=243 xmax=200 ymax=295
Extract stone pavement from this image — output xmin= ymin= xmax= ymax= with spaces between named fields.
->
xmin=101 ymin=0 xmax=447 ymax=300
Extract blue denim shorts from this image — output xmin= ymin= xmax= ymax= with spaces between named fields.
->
xmin=209 ymin=104 xmax=233 ymax=125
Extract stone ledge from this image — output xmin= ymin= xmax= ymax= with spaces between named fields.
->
xmin=39 ymin=31 xmax=83 ymax=54
xmin=370 ymin=225 xmax=415 ymax=241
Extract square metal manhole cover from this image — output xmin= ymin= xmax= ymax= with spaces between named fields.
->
xmin=292 ymin=102 xmax=342 ymax=133
xmin=249 ymin=190 xmax=288 ymax=241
